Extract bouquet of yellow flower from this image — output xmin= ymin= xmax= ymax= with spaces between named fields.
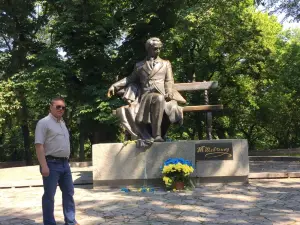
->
xmin=162 ymin=158 xmax=194 ymax=189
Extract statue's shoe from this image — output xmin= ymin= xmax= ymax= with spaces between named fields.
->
xmin=154 ymin=136 xmax=164 ymax=142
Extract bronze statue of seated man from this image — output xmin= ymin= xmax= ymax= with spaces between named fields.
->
xmin=107 ymin=37 xmax=186 ymax=145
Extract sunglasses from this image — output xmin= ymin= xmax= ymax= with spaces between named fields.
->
xmin=55 ymin=105 xmax=66 ymax=110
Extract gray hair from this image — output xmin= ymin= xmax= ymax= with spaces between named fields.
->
xmin=51 ymin=97 xmax=65 ymax=105
xmin=145 ymin=37 xmax=163 ymax=51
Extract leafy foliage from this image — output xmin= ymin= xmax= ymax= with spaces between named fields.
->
xmin=1 ymin=0 xmax=300 ymax=163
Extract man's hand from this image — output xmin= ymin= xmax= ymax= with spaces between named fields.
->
xmin=35 ymin=144 xmax=49 ymax=177
xmin=107 ymin=86 xmax=115 ymax=98
xmin=41 ymin=165 xmax=50 ymax=177
xmin=165 ymin=93 xmax=173 ymax=102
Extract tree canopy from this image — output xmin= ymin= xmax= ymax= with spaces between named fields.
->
xmin=1 ymin=0 xmax=300 ymax=164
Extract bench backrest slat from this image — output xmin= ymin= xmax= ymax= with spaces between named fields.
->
xmin=174 ymin=81 xmax=218 ymax=92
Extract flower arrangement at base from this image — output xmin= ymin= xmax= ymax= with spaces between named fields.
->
xmin=162 ymin=158 xmax=194 ymax=190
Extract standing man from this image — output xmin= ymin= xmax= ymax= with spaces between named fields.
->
xmin=35 ymin=97 xmax=79 ymax=225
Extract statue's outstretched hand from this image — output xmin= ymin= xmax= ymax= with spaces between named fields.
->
xmin=107 ymin=86 xmax=115 ymax=98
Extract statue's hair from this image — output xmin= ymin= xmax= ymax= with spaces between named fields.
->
xmin=145 ymin=37 xmax=163 ymax=50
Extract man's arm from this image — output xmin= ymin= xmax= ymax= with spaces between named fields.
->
xmin=107 ymin=65 xmax=139 ymax=97
xmin=35 ymin=121 xmax=49 ymax=177
xmin=164 ymin=60 xmax=174 ymax=100
xmin=114 ymin=68 xmax=138 ymax=89
xmin=35 ymin=144 xmax=49 ymax=177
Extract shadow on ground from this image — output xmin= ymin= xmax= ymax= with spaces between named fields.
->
xmin=1 ymin=179 xmax=300 ymax=224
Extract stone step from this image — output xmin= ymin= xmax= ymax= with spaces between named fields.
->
xmin=249 ymin=172 xmax=300 ymax=179
xmin=3 ymin=160 xmax=300 ymax=188
xmin=249 ymin=156 xmax=300 ymax=161
xmin=3 ymin=171 xmax=300 ymax=188
xmin=0 ymin=165 xmax=93 ymax=188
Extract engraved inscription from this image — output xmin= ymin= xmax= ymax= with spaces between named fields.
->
xmin=195 ymin=143 xmax=233 ymax=160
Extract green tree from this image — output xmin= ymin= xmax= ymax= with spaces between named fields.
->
xmin=258 ymin=29 xmax=300 ymax=148
xmin=0 ymin=1 xmax=66 ymax=163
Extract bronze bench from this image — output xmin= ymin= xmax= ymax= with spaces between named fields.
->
xmin=113 ymin=81 xmax=223 ymax=140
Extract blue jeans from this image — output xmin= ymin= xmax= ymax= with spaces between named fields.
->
xmin=42 ymin=159 xmax=76 ymax=225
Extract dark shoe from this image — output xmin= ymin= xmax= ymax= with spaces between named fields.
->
xmin=154 ymin=136 xmax=164 ymax=142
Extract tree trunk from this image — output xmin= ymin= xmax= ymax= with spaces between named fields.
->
xmin=69 ymin=129 xmax=74 ymax=158
xmin=0 ymin=134 xmax=4 ymax=161
xmin=19 ymin=91 xmax=32 ymax=165
xmin=21 ymin=123 xmax=32 ymax=165
xmin=79 ymin=130 xmax=85 ymax=161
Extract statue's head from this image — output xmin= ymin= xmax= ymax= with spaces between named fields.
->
xmin=145 ymin=37 xmax=163 ymax=57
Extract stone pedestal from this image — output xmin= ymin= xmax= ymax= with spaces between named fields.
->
xmin=92 ymin=139 xmax=248 ymax=188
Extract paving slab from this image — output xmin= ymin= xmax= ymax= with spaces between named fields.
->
xmin=1 ymin=179 xmax=300 ymax=224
